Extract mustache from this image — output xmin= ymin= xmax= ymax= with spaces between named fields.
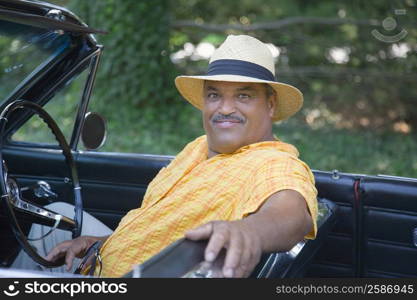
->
xmin=211 ymin=114 xmax=245 ymax=123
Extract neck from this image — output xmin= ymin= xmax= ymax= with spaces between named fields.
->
xmin=207 ymin=132 xmax=276 ymax=159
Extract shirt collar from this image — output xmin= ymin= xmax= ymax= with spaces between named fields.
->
xmin=198 ymin=135 xmax=299 ymax=159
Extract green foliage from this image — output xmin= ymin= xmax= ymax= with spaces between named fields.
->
xmin=41 ymin=0 xmax=417 ymax=178
xmin=12 ymin=70 xmax=87 ymax=144
xmin=65 ymin=0 xmax=206 ymax=154
xmin=69 ymin=0 xmax=176 ymax=110
xmin=171 ymin=0 xmax=417 ymax=128
xmin=274 ymin=121 xmax=417 ymax=178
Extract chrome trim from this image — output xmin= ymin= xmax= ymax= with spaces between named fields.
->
xmin=46 ymin=9 xmax=65 ymax=22
xmin=81 ymin=112 xmax=107 ymax=150
xmin=33 ymin=181 xmax=58 ymax=199
xmin=131 ymin=265 xmax=142 ymax=278
xmin=376 ymin=174 xmax=417 ymax=183
xmin=70 ymin=47 xmax=102 ymax=150
xmin=413 ymin=228 xmax=417 ymax=248
xmin=4 ymin=173 xmax=76 ymax=232
xmin=256 ymin=254 xmax=275 ymax=278
xmin=264 ymin=254 xmax=280 ymax=278
xmin=288 ymin=241 xmax=306 ymax=258
xmin=181 ymin=261 xmax=223 ymax=278
xmin=27 ymin=214 xmax=61 ymax=241
xmin=13 ymin=197 xmax=55 ymax=219
xmin=0 ymin=268 xmax=86 ymax=278
xmin=11 ymin=196 xmax=75 ymax=226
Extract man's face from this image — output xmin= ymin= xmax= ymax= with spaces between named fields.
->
xmin=202 ymin=81 xmax=275 ymax=156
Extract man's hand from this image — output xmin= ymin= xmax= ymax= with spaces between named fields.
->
xmin=45 ymin=235 xmax=108 ymax=271
xmin=185 ymin=190 xmax=313 ymax=278
xmin=185 ymin=220 xmax=262 ymax=278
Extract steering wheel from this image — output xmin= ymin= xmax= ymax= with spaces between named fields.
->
xmin=0 ymin=100 xmax=83 ymax=267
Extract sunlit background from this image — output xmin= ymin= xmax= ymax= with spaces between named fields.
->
xmin=36 ymin=0 xmax=417 ymax=177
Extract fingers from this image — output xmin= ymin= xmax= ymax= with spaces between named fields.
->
xmin=65 ymin=246 xmax=78 ymax=271
xmin=45 ymin=240 xmax=77 ymax=271
xmin=64 ymin=237 xmax=92 ymax=271
xmin=185 ymin=223 xmax=213 ymax=241
xmin=222 ymin=228 xmax=243 ymax=278
xmin=233 ymin=233 xmax=252 ymax=278
xmin=185 ymin=221 xmax=263 ymax=278
xmin=204 ymin=222 xmax=229 ymax=263
xmin=45 ymin=237 xmax=95 ymax=271
xmin=186 ymin=222 xmax=231 ymax=264
xmin=45 ymin=240 xmax=71 ymax=263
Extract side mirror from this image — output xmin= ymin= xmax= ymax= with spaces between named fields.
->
xmin=81 ymin=112 xmax=106 ymax=150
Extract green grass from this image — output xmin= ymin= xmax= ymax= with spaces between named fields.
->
xmin=274 ymin=120 xmax=417 ymax=178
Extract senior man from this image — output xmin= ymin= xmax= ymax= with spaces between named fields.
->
xmin=13 ymin=35 xmax=317 ymax=278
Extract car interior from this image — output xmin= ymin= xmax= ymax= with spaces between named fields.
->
xmin=0 ymin=0 xmax=417 ymax=278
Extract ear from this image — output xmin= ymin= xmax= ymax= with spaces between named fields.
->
xmin=267 ymin=94 xmax=276 ymax=118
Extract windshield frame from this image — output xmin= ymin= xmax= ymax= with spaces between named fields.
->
xmin=5 ymin=47 xmax=102 ymax=151
xmin=0 ymin=25 xmax=75 ymax=105
xmin=0 ymin=0 xmax=101 ymax=151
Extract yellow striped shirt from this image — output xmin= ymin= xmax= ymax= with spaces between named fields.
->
xmin=98 ymin=135 xmax=317 ymax=277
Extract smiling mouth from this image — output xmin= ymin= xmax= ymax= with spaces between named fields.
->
xmin=212 ymin=120 xmax=242 ymax=128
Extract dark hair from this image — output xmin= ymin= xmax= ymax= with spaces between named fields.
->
xmin=264 ymin=84 xmax=276 ymax=99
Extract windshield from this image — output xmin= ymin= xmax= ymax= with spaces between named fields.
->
xmin=0 ymin=19 xmax=71 ymax=103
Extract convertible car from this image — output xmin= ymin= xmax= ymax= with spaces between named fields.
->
xmin=0 ymin=0 xmax=416 ymax=278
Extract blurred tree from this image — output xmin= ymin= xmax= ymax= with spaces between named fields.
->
xmin=67 ymin=0 xmax=204 ymax=154
xmin=171 ymin=0 xmax=417 ymax=131
xmin=69 ymin=0 xmax=176 ymax=111
xmin=43 ymin=0 xmax=417 ymax=175
xmin=65 ymin=0 xmax=416 ymax=131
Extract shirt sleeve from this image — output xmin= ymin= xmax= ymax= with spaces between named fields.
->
xmin=238 ymin=154 xmax=318 ymax=239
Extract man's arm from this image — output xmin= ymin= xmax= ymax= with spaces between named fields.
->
xmin=45 ymin=235 xmax=110 ymax=271
xmin=185 ymin=189 xmax=313 ymax=278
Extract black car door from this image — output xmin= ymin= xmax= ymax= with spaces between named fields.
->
xmin=305 ymin=171 xmax=417 ymax=278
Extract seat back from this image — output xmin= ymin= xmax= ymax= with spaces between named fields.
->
xmin=250 ymin=198 xmax=338 ymax=278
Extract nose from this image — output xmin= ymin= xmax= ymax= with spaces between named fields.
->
xmin=217 ymin=96 xmax=236 ymax=115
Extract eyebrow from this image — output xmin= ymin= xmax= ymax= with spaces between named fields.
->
xmin=236 ymin=86 xmax=256 ymax=92
xmin=204 ymin=86 xmax=257 ymax=92
xmin=205 ymin=86 xmax=218 ymax=91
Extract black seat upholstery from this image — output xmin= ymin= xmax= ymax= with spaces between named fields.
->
xmin=250 ymin=198 xmax=338 ymax=278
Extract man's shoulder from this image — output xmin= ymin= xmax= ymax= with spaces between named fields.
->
xmin=176 ymin=135 xmax=207 ymax=158
xmin=243 ymin=140 xmax=314 ymax=174
xmin=166 ymin=135 xmax=207 ymax=168
xmin=244 ymin=140 xmax=300 ymax=159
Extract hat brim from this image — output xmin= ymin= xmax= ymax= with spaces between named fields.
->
xmin=175 ymin=74 xmax=303 ymax=122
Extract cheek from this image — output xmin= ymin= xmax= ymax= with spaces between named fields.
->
xmin=202 ymin=102 xmax=218 ymax=120
xmin=202 ymin=109 xmax=213 ymax=129
xmin=243 ymin=107 xmax=271 ymax=129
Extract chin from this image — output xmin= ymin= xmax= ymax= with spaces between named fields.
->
xmin=210 ymin=137 xmax=243 ymax=154
xmin=214 ymin=145 xmax=238 ymax=154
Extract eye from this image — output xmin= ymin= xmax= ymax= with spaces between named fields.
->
xmin=237 ymin=93 xmax=251 ymax=101
xmin=206 ymin=92 xmax=219 ymax=101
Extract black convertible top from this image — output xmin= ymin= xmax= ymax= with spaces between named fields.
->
xmin=0 ymin=0 xmax=106 ymax=34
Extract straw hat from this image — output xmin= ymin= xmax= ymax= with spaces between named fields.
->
xmin=175 ymin=35 xmax=303 ymax=121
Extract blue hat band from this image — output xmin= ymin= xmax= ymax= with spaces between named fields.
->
xmin=207 ymin=59 xmax=275 ymax=82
